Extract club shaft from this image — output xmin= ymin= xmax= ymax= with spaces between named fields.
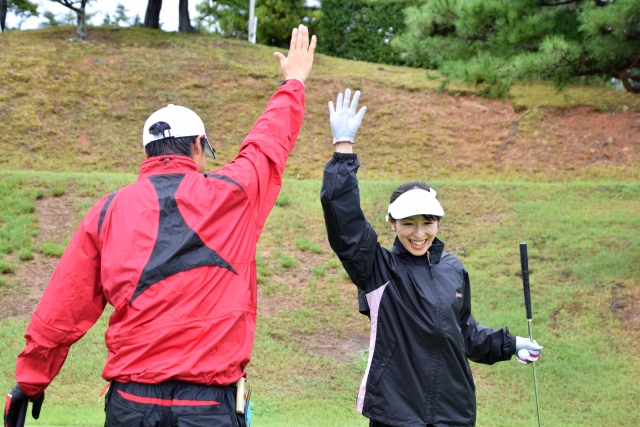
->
xmin=521 ymin=243 xmax=541 ymax=427
xmin=528 ymin=319 xmax=541 ymax=427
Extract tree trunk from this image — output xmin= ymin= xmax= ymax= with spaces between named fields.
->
xmin=145 ymin=0 xmax=163 ymax=29
xmin=619 ymin=72 xmax=640 ymax=93
xmin=0 ymin=0 xmax=7 ymax=32
xmin=619 ymin=49 xmax=640 ymax=93
xmin=76 ymin=4 xmax=87 ymax=41
xmin=178 ymin=0 xmax=195 ymax=33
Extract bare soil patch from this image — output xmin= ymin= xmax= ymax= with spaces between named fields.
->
xmin=0 ymin=194 xmax=86 ymax=320
xmin=610 ymin=280 xmax=640 ymax=344
xmin=293 ymin=328 xmax=370 ymax=364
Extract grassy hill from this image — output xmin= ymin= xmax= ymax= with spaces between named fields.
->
xmin=1 ymin=26 xmax=639 ymax=181
xmin=1 ymin=27 xmax=639 ymax=426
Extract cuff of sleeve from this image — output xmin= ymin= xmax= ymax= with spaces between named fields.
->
xmin=504 ymin=328 xmax=517 ymax=358
xmin=284 ymin=78 xmax=305 ymax=87
xmin=332 ymin=152 xmax=357 ymax=161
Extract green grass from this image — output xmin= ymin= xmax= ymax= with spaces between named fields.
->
xmin=1 ymin=174 xmax=638 ymax=426
xmin=18 ymin=249 xmax=34 ymax=261
xmin=295 ymin=237 xmax=324 ymax=254
xmin=277 ymin=252 xmax=297 ymax=269
xmin=37 ymin=241 xmax=67 ymax=258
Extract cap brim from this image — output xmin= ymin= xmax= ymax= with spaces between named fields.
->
xmin=203 ymin=138 xmax=216 ymax=159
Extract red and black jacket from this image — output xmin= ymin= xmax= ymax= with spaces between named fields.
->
xmin=15 ymin=80 xmax=305 ymax=397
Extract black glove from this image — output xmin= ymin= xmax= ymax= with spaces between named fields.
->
xmin=4 ymin=384 xmax=44 ymax=427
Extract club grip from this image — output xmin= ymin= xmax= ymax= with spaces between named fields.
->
xmin=520 ymin=242 xmax=532 ymax=320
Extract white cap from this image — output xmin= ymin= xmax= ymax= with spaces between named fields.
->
xmin=142 ymin=104 xmax=215 ymax=158
xmin=387 ymin=188 xmax=444 ymax=220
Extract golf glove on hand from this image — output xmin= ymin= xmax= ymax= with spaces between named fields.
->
xmin=328 ymin=88 xmax=367 ymax=144
xmin=516 ymin=336 xmax=543 ymax=364
xmin=4 ymin=384 xmax=44 ymax=427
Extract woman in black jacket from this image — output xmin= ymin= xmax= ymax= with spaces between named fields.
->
xmin=320 ymin=89 xmax=543 ymax=427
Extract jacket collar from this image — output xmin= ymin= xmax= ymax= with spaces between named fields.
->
xmin=392 ymin=236 xmax=445 ymax=265
xmin=137 ymin=155 xmax=199 ymax=181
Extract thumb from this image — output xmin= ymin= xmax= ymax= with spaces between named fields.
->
xmin=274 ymin=52 xmax=286 ymax=63
xmin=355 ymin=106 xmax=367 ymax=122
xmin=31 ymin=393 xmax=44 ymax=419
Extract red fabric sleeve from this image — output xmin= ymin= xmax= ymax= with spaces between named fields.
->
xmin=16 ymin=198 xmax=108 ymax=397
xmin=213 ymin=79 xmax=305 ymax=232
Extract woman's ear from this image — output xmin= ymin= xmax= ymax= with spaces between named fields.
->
xmin=388 ymin=218 xmax=396 ymax=232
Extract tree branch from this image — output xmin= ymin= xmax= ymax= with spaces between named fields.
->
xmin=50 ymin=0 xmax=80 ymax=14
xmin=543 ymin=56 xmax=590 ymax=73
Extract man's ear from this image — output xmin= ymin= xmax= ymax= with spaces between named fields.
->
xmin=192 ymin=136 xmax=203 ymax=157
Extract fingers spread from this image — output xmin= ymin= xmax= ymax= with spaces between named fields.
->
xmin=336 ymin=93 xmax=343 ymax=111
xmin=328 ymin=101 xmax=335 ymax=114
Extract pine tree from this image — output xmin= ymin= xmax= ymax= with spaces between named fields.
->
xmin=394 ymin=0 xmax=640 ymax=95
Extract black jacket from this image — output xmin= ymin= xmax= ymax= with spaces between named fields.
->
xmin=321 ymin=153 xmax=516 ymax=427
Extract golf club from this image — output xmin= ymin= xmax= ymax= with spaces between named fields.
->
xmin=520 ymin=242 xmax=541 ymax=427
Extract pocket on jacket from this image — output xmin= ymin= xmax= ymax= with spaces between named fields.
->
xmin=369 ymin=341 xmax=397 ymax=387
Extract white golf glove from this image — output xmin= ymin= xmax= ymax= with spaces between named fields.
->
xmin=328 ymin=88 xmax=367 ymax=144
xmin=516 ymin=336 xmax=543 ymax=364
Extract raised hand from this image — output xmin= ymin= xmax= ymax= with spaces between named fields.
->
xmin=274 ymin=24 xmax=317 ymax=83
xmin=328 ymin=88 xmax=367 ymax=144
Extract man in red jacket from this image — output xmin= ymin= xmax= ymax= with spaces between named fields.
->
xmin=4 ymin=25 xmax=316 ymax=427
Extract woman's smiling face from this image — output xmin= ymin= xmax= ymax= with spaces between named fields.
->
xmin=389 ymin=215 xmax=438 ymax=257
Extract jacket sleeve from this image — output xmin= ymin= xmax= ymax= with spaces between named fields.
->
xmin=460 ymin=269 xmax=516 ymax=365
xmin=15 ymin=199 xmax=108 ymax=397
xmin=211 ymin=79 xmax=305 ymax=234
xmin=320 ymin=153 xmax=379 ymax=290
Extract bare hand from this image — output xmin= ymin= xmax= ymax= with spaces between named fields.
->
xmin=274 ymin=24 xmax=317 ymax=83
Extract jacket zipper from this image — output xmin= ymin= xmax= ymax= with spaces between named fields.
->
xmin=426 ymin=254 xmax=441 ymax=424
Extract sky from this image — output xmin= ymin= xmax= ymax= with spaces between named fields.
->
xmin=6 ymin=0 xmax=199 ymax=32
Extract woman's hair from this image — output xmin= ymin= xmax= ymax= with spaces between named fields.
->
xmin=388 ymin=181 xmax=440 ymax=223
xmin=144 ymin=121 xmax=206 ymax=158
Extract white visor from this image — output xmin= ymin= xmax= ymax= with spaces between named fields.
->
xmin=387 ymin=188 xmax=444 ymax=220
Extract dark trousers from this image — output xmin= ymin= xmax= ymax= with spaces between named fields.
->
xmin=370 ymin=421 xmax=435 ymax=427
xmin=104 ymin=380 xmax=246 ymax=427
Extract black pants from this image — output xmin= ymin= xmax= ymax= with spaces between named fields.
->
xmin=104 ymin=380 xmax=246 ymax=427
xmin=369 ymin=421 xmax=435 ymax=427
